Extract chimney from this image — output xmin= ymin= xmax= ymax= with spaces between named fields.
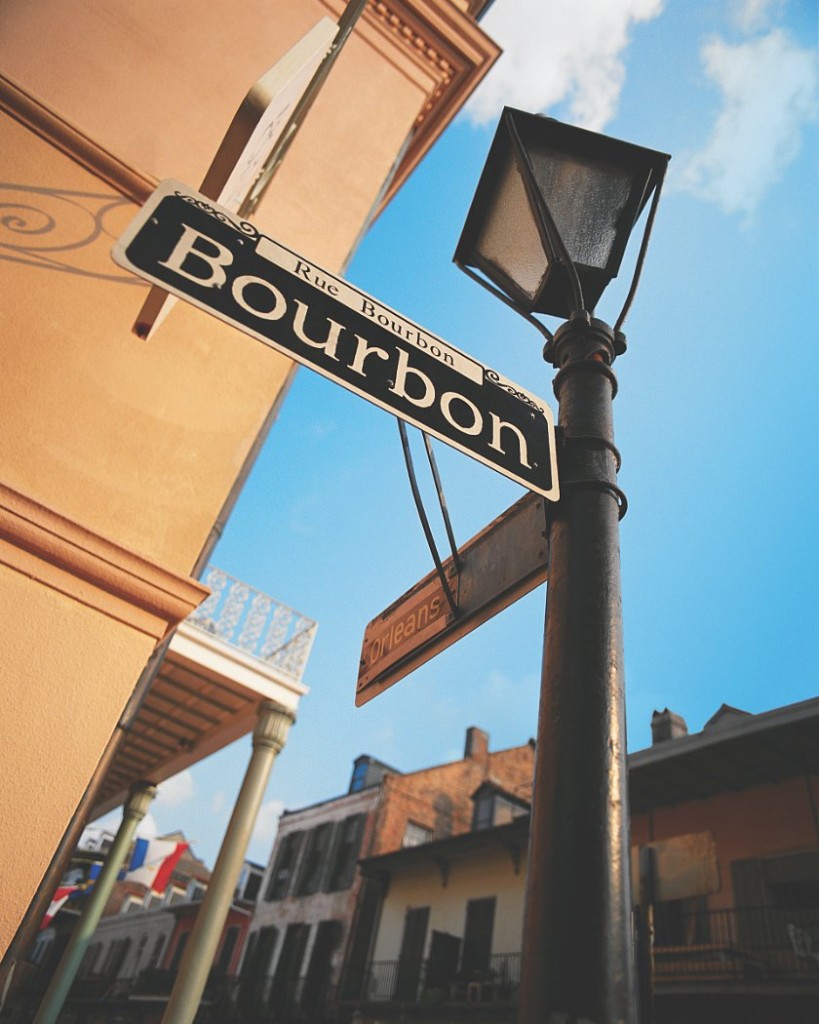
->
xmin=651 ymin=709 xmax=688 ymax=744
xmin=464 ymin=726 xmax=489 ymax=761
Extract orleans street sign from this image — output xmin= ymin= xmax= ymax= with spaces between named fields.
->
xmin=112 ymin=180 xmax=560 ymax=500
xmin=357 ymin=491 xmax=549 ymax=705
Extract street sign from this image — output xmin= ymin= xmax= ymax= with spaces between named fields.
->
xmin=113 ymin=180 xmax=560 ymax=500
xmin=631 ymin=831 xmax=720 ymax=905
xmin=356 ymin=491 xmax=549 ymax=705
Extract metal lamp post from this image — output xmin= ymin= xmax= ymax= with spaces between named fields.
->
xmin=455 ymin=107 xmax=669 ymax=1024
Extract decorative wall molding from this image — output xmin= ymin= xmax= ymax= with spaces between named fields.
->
xmin=0 ymin=482 xmax=209 ymax=641
xmin=322 ymin=0 xmax=500 ymax=209
xmin=0 ymin=72 xmax=157 ymax=204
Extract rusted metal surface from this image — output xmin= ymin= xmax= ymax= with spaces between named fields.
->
xmin=356 ymin=491 xmax=549 ymax=705
xmin=632 ymin=831 xmax=720 ymax=904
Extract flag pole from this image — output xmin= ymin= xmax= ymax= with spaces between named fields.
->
xmin=32 ymin=782 xmax=157 ymax=1024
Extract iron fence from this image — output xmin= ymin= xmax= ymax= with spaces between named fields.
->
xmin=187 ymin=566 xmax=317 ymax=682
xmin=361 ymin=907 xmax=819 ymax=1006
xmin=652 ymin=904 xmax=819 ymax=983
xmin=363 ymin=952 xmax=522 ymax=1004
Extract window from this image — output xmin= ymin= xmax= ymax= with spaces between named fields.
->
xmin=461 ymin=898 xmax=495 ymax=976
xmin=79 ymin=942 xmax=101 ymax=977
xmin=187 ymin=879 xmax=206 ymax=901
xmin=472 ymin=793 xmax=495 ymax=831
xmin=242 ymin=869 xmax=262 ymax=904
xmin=326 ymin=814 xmax=366 ymax=892
xmin=395 ymin=907 xmax=429 ymax=1001
xmin=148 ymin=934 xmax=166 ymax=969
xmin=238 ymin=926 xmax=278 ymax=1015
xmin=350 ymin=759 xmax=370 ymax=793
xmin=302 ymin=921 xmax=344 ymax=1017
xmin=216 ymin=925 xmax=241 ymax=974
xmin=403 ymin=821 xmax=432 ymax=848
xmin=270 ymin=924 xmax=311 ymax=1013
xmin=169 ymin=932 xmax=189 ymax=973
xmin=471 ymin=788 xmax=527 ymax=831
xmin=103 ymin=938 xmax=132 ymax=979
xmin=296 ymin=822 xmax=335 ymax=895
xmin=265 ymin=831 xmax=305 ymax=901
xmin=129 ymin=934 xmax=148 ymax=978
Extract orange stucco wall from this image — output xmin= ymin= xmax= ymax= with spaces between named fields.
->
xmin=0 ymin=565 xmax=156 ymax=951
xmin=631 ymin=775 xmax=819 ymax=909
xmin=0 ymin=117 xmax=296 ymax=569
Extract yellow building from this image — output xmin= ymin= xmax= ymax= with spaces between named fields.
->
xmin=0 ymin=0 xmax=499 ymax=969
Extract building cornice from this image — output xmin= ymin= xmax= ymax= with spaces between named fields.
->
xmin=0 ymin=482 xmax=209 ymax=641
xmin=356 ymin=0 xmax=501 ymax=209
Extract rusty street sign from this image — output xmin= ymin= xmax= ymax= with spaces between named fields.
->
xmin=631 ymin=831 xmax=720 ymax=905
xmin=357 ymin=491 xmax=549 ymax=705
xmin=112 ymin=180 xmax=560 ymax=500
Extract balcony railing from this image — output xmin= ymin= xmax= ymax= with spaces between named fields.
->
xmin=363 ymin=952 xmax=522 ymax=1004
xmin=187 ymin=566 xmax=317 ymax=683
xmin=652 ymin=904 xmax=819 ymax=984
xmin=361 ymin=907 xmax=819 ymax=1006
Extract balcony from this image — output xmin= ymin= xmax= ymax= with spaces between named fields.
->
xmin=362 ymin=952 xmax=522 ymax=1006
xmin=360 ymin=907 xmax=819 ymax=1010
xmin=188 ymin=567 xmax=317 ymax=683
xmin=651 ymin=904 xmax=819 ymax=986
xmin=91 ymin=567 xmax=315 ymax=817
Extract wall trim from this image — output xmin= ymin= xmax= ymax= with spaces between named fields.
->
xmin=0 ymin=483 xmax=209 ymax=641
xmin=0 ymin=72 xmax=156 ymax=204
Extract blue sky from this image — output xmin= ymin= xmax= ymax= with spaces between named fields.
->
xmin=97 ymin=0 xmax=817 ymax=867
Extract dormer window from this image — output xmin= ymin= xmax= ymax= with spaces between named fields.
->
xmin=403 ymin=821 xmax=433 ymax=848
xmin=471 ymin=783 xmax=529 ymax=831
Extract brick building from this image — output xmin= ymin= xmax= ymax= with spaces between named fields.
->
xmin=238 ymin=727 xmax=534 ymax=1020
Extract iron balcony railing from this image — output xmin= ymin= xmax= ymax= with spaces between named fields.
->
xmin=650 ymin=903 xmax=819 ymax=983
xmin=363 ymin=952 xmax=522 ymax=1004
xmin=361 ymin=907 xmax=819 ymax=1005
xmin=187 ymin=566 xmax=317 ymax=683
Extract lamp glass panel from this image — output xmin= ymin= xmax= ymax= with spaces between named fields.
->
xmin=528 ymin=147 xmax=637 ymax=271
xmin=474 ymin=150 xmax=550 ymax=301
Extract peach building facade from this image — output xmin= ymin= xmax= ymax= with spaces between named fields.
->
xmin=0 ymin=0 xmax=499 ymax=962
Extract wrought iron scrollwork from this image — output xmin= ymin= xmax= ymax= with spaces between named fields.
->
xmin=0 ymin=183 xmax=144 ymax=283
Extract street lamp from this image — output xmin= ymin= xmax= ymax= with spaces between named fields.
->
xmin=455 ymin=107 xmax=669 ymax=1024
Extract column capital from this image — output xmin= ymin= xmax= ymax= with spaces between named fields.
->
xmin=253 ymin=700 xmax=295 ymax=754
xmin=124 ymin=781 xmax=158 ymax=821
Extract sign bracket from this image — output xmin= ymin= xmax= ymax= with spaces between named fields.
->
xmin=397 ymin=420 xmax=459 ymax=618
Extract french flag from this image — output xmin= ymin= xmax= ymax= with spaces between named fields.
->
xmin=123 ymin=838 xmax=188 ymax=893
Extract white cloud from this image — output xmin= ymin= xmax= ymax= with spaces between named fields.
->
xmin=732 ymin=0 xmax=785 ymax=33
xmin=155 ymin=769 xmax=196 ymax=809
xmin=678 ymin=29 xmax=817 ymax=218
xmin=466 ymin=0 xmax=665 ymax=130
xmin=136 ymin=812 xmax=159 ymax=839
xmin=249 ymin=798 xmax=284 ymax=859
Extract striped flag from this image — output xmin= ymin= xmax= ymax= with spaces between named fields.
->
xmin=40 ymin=886 xmax=80 ymax=929
xmin=122 ymin=838 xmax=188 ymax=893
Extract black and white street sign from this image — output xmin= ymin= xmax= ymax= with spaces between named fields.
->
xmin=113 ymin=180 xmax=560 ymax=499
